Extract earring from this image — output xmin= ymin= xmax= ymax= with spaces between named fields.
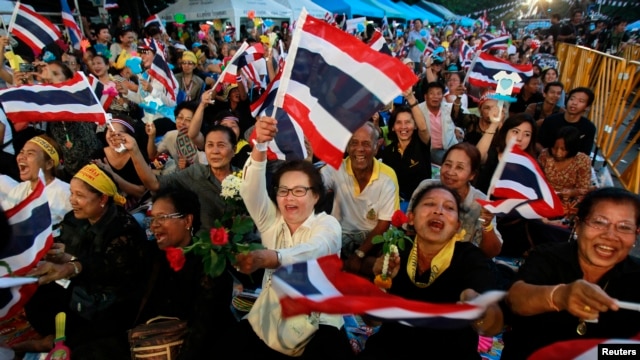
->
xmin=100 ymin=203 xmax=105 ymax=208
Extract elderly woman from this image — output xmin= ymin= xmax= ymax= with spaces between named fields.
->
xmin=229 ymin=116 xmax=353 ymax=359
xmin=409 ymin=143 xmax=503 ymax=258
xmin=139 ymin=187 xmax=236 ymax=357
xmin=18 ymin=164 xmax=150 ymax=359
xmin=381 ymin=90 xmax=431 ymax=201
xmin=360 ymin=184 xmax=504 ymax=360
xmin=1 ymin=135 xmax=71 ymax=236
xmin=501 ymin=187 xmax=640 ymax=359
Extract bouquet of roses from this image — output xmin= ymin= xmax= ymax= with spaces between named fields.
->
xmin=371 ymin=209 xmax=412 ymax=289
xmin=165 ymin=171 xmax=263 ymax=277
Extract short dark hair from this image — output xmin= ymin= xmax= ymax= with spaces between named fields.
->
xmin=524 ymin=75 xmax=540 ymax=85
xmin=93 ymin=23 xmax=110 ymax=33
xmin=387 ymin=105 xmax=413 ymax=142
xmin=410 ymin=184 xmax=462 ymax=218
xmin=442 ymin=142 xmax=482 ymax=178
xmin=568 ymin=87 xmax=595 ymax=107
xmin=422 ymin=81 xmax=445 ymax=97
xmin=544 ymin=81 xmax=564 ymax=93
xmin=541 ymin=67 xmax=558 ymax=81
xmin=576 ymin=187 xmax=640 ymax=227
xmin=47 ymin=60 xmax=73 ymax=81
xmin=152 ymin=187 xmax=202 ymax=233
xmin=174 ymin=101 xmax=198 ymax=117
xmin=270 ymin=160 xmax=326 ymax=213
xmin=204 ymin=125 xmax=237 ymax=149
xmin=551 ymin=14 xmax=561 ymax=21
xmin=553 ymin=126 xmax=581 ymax=158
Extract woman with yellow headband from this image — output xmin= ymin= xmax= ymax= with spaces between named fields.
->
xmin=1 ymin=135 xmax=71 ymax=236
xmin=360 ymin=184 xmax=504 ymax=360
xmin=17 ymin=163 xmax=151 ymax=358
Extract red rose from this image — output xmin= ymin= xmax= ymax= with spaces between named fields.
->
xmin=165 ymin=247 xmax=185 ymax=272
xmin=210 ymin=227 xmax=229 ymax=246
xmin=391 ymin=210 xmax=408 ymax=228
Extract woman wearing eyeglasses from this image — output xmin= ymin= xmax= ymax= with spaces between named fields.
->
xmin=501 ymin=187 xmax=640 ymax=359
xmin=136 ymin=187 xmax=236 ymax=357
xmin=175 ymin=51 xmax=204 ymax=104
xmin=16 ymin=164 xmax=150 ymax=358
xmin=229 ymin=116 xmax=353 ymax=358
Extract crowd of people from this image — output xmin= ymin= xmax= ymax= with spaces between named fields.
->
xmin=0 ymin=9 xmax=639 ymax=360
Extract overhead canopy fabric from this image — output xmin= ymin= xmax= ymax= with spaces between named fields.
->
xmin=377 ymin=0 xmax=442 ymax=24
xmin=364 ymin=0 xmax=407 ymax=20
xmin=417 ymin=1 xmax=458 ymax=21
xmin=348 ymin=0 xmax=385 ymax=18
xmin=158 ymin=0 xmax=292 ymax=38
xmin=312 ymin=0 xmax=350 ymax=17
xmin=275 ymin=0 xmax=330 ymax=20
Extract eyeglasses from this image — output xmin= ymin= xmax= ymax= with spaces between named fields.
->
xmin=182 ymin=62 xmax=196 ymax=66
xmin=583 ymin=216 xmax=638 ymax=235
xmin=148 ymin=213 xmax=184 ymax=226
xmin=275 ymin=186 xmax=312 ymax=197
xmin=138 ymin=49 xmax=152 ymax=54
xmin=63 ymin=61 xmax=77 ymax=66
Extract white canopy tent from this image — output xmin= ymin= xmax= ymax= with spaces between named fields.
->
xmin=274 ymin=0 xmax=330 ymax=20
xmin=158 ymin=0 xmax=292 ymax=39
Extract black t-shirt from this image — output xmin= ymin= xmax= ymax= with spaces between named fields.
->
xmin=538 ymin=112 xmax=596 ymax=156
xmin=381 ymin=134 xmax=431 ymax=201
xmin=510 ymin=91 xmax=545 ymax=115
xmin=560 ymin=22 xmax=588 ymax=44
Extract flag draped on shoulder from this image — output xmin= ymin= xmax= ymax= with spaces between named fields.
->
xmin=274 ymin=9 xmax=418 ymax=169
xmin=60 ymin=0 xmax=83 ymax=50
xmin=0 ymin=71 xmax=108 ymax=124
xmin=477 ymin=141 xmax=564 ymax=219
xmin=271 ymin=255 xmax=505 ymax=327
xmin=467 ymin=52 xmax=532 ymax=94
xmin=9 ymin=2 xmax=62 ymax=56
xmin=1 ymin=178 xmax=53 ymax=320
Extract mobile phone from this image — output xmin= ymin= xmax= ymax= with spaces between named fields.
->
xmin=113 ymin=75 xmax=126 ymax=83
xmin=19 ymin=63 xmax=34 ymax=72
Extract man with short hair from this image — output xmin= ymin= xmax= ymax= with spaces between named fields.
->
xmin=93 ymin=23 xmax=112 ymax=47
xmin=525 ymin=81 xmax=565 ymax=127
xmin=537 ymin=87 xmax=596 ymax=155
xmin=418 ymin=82 xmax=458 ymax=164
xmin=321 ymin=122 xmax=400 ymax=277
xmin=509 ymin=76 xmax=544 ymax=116
xmin=547 ymin=13 xmax=562 ymax=41
xmin=558 ymin=10 xmax=587 ymax=45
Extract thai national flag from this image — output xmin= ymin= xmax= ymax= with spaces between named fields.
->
xmin=60 ymin=0 xmax=83 ymax=50
xmin=0 ymin=71 xmax=108 ymax=124
xmin=271 ymin=255 xmax=505 ymax=326
xmin=528 ymin=335 xmax=640 ymax=360
xmin=466 ymin=51 xmax=532 ymax=95
xmin=274 ymin=10 xmax=418 ymax=169
xmin=104 ymin=0 xmax=118 ymax=10
xmin=250 ymin=68 xmax=307 ymax=161
xmin=220 ymin=42 xmax=265 ymax=84
xmin=324 ymin=12 xmax=336 ymax=26
xmin=144 ymin=14 xmax=166 ymax=34
xmin=148 ymin=46 xmax=178 ymax=102
xmin=0 ymin=177 xmax=53 ymax=321
xmin=87 ymin=73 xmax=115 ymax=111
xmin=455 ymin=27 xmax=468 ymax=39
xmin=481 ymin=32 xmax=496 ymax=43
xmin=8 ymin=2 xmax=62 ymax=56
xmin=477 ymin=141 xmax=564 ymax=219
xmin=459 ymin=41 xmax=475 ymax=69
xmin=481 ymin=35 xmax=510 ymax=52
xmin=500 ymin=21 xmax=508 ymax=36
xmin=368 ymin=29 xmax=392 ymax=56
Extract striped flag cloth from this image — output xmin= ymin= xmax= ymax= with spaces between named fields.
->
xmin=87 ymin=73 xmax=115 ymax=110
xmin=60 ymin=0 xmax=83 ymax=50
xmin=477 ymin=141 xmax=564 ymax=219
xmin=481 ymin=32 xmax=496 ymax=42
xmin=529 ymin=336 xmax=640 ymax=360
xmin=145 ymin=14 xmax=166 ymax=34
xmin=367 ymin=29 xmax=392 ymax=56
xmin=1 ymin=177 xmax=53 ymax=320
xmin=466 ymin=51 xmax=532 ymax=95
xmin=0 ymin=71 xmax=108 ymax=124
xmin=455 ymin=27 xmax=469 ymax=39
xmin=147 ymin=46 xmax=178 ymax=102
xmin=459 ymin=41 xmax=475 ymax=69
xmin=249 ymin=66 xmax=307 ymax=161
xmin=104 ymin=0 xmax=118 ymax=10
xmin=324 ymin=12 xmax=336 ymax=26
xmin=481 ymin=35 xmax=510 ymax=52
xmin=8 ymin=2 xmax=62 ymax=56
xmin=500 ymin=21 xmax=508 ymax=35
xmin=220 ymin=42 xmax=265 ymax=84
xmin=275 ymin=9 xmax=418 ymax=169
xmin=271 ymin=255 xmax=505 ymax=326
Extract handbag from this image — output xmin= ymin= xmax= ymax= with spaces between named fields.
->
xmin=247 ymin=276 xmax=320 ymax=357
xmin=128 ymin=316 xmax=188 ymax=360
xmin=246 ymin=226 xmax=320 ymax=356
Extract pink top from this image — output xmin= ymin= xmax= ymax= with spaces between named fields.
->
xmin=429 ymin=109 xmax=443 ymax=149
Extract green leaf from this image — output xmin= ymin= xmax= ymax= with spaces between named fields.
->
xmin=232 ymin=216 xmax=255 ymax=235
xmin=210 ymin=251 xmax=226 ymax=278
xmin=247 ymin=243 xmax=264 ymax=251
xmin=398 ymin=238 xmax=405 ymax=251
xmin=0 ymin=260 xmax=12 ymax=275
xmin=371 ymin=235 xmax=384 ymax=244
xmin=382 ymin=242 xmax=390 ymax=254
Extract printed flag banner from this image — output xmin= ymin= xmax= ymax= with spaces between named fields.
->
xmin=271 ymin=255 xmax=505 ymax=327
xmin=60 ymin=0 xmax=83 ymax=50
xmin=0 ymin=177 xmax=53 ymax=320
xmin=9 ymin=2 xmax=62 ymax=56
xmin=274 ymin=9 xmax=418 ymax=169
xmin=0 ymin=71 xmax=108 ymax=124
xmin=477 ymin=141 xmax=564 ymax=219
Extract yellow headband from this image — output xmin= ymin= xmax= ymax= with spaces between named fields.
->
xmin=73 ymin=164 xmax=127 ymax=206
xmin=28 ymin=136 xmax=59 ymax=167
xmin=182 ymin=51 xmax=198 ymax=64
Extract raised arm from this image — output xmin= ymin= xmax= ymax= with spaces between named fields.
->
xmin=188 ymin=90 xmax=213 ymax=149
xmin=404 ymin=88 xmax=430 ymax=145
xmin=121 ymin=133 xmax=161 ymax=192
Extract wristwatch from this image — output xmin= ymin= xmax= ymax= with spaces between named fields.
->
xmin=68 ymin=256 xmax=80 ymax=276
xmin=354 ymin=249 xmax=366 ymax=259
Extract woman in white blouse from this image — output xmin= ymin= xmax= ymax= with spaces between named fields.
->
xmin=232 ymin=116 xmax=353 ymax=359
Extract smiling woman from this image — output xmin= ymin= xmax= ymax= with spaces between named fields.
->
xmin=502 ymin=187 xmax=640 ymax=359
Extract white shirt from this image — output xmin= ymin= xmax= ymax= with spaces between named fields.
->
xmin=0 ymin=109 xmax=14 ymax=155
